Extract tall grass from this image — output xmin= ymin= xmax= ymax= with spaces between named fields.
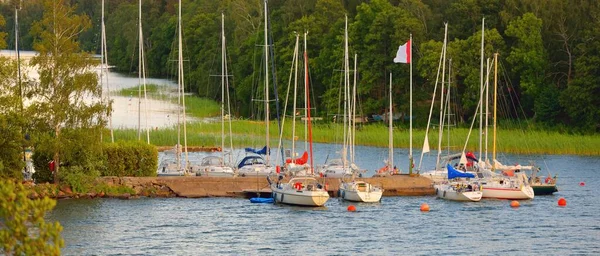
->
xmin=107 ymin=120 xmax=600 ymax=156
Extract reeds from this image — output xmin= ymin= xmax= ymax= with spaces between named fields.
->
xmin=107 ymin=120 xmax=600 ymax=156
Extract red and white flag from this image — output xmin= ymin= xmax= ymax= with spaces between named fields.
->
xmin=393 ymin=40 xmax=411 ymax=63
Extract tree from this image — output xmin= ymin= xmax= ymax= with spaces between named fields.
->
xmin=505 ymin=12 xmax=547 ymax=117
xmin=0 ymin=13 xmax=26 ymax=179
xmin=27 ymin=0 xmax=108 ymax=183
xmin=0 ymin=180 xmax=63 ymax=255
xmin=560 ymin=13 xmax=600 ymax=132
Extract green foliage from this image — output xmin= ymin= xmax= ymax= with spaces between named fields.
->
xmin=0 ymin=15 xmax=26 ymax=180
xmin=0 ymin=179 xmax=63 ymax=255
xmin=0 ymin=114 xmax=25 ymax=179
xmin=1 ymin=0 xmax=599 ymax=133
xmin=58 ymin=166 xmax=99 ymax=194
xmin=102 ymin=141 xmax=158 ymax=177
xmin=27 ymin=0 xmax=108 ymax=183
xmin=560 ymin=14 xmax=600 ymax=132
xmin=505 ymin=13 xmax=547 ymax=115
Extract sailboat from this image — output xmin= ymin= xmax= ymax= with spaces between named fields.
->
xmin=418 ymin=22 xmax=454 ymax=179
xmin=268 ymin=30 xmax=329 ymax=207
xmin=341 ymin=72 xmax=387 ymax=203
xmin=434 ymin=164 xmax=483 ymax=202
xmin=279 ymin=32 xmax=313 ymax=177
xmin=478 ymin=53 xmax=534 ymax=200
xmin=237 ymin=0 xmax=277 ymax=178
xmin=195 ymin=13 xmax=236 ymax=178
xmin=318 ymin=15 xmax=361 ymax=179
xmin=158 ymin=0 xmax=188 ymax=176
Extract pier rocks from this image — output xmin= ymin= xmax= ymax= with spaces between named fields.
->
xmin=99 ymin=174 xmax=434 ymax=199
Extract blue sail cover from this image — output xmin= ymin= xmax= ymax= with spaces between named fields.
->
xmin=245 ymin=146 xmax=269 ymax=155
xmin=447 ymin=164 xmax=475 ymax=179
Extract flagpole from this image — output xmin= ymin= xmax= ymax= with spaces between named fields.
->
xmin=389 ymin=73 xmax=393 ymax=174
xmin=409 ymin=33 xmax=413 ymax=175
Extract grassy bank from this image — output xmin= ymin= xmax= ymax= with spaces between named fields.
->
xmin=109 ymin=92 xmax=600 ymax=156
xmin=107 ymin=120 xmax=600 ymax=156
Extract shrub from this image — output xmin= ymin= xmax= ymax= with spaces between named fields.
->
xmin=103 ymin=141 xmax=157 ymax=177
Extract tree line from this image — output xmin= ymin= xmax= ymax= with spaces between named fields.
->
xmin=1 ymin=0 xmax=599 ymax=133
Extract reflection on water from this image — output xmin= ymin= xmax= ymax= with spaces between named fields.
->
xmin=104 ymin=71 xmax=190 ymax=129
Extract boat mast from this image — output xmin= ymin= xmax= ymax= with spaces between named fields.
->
xmin=292 ymin=34 xmax=299 ymax=162
xmin=418 ymin=23 xmax=447 ymax=171
xmin=303 ymin=33 xmax=308 ymax=153
xmin=304 ymin=32 xmax=314 ymax=173
xmin=223 ymin=15 xmax=234 ymax=165
xmin=137 ymin=0 xmax=149 ymax=144
xmin=351 ymin=54 xmax=357 ymax=165
xmin=479 ymin=18 xmax=485 ymax=160
xmin=101 ymin=0 xmax=113 ymax=143
xmin=342 ymin=15 xmax=349 ymax=168
xmin=179 ymin=0 xmax=188 ymax=172
xmin=263 ymin=0 xmax=270 ymax=166
xmin=484 ymin=58 xmax=490 ymax=164
xmin=221 ymin=13 xmax=226 ymax=164
xmin=446 ymin=59 xmax=452 ymax=157
xmin=15 ymin=4 xmax=22 ymax=116
xmin=436 ymin=24 xmax=448 ymax=169
xmin=492 ymin=53 xmax=498 ymax=171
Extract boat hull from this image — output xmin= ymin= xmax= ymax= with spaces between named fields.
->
xmin=482 ymin=186 xmax=534 ymax=200
xmin=340 ymin=189 xmax=383 ymax=203
xmin=238 ymin=165 xmax=274 ymax=177
xmin=434 ymin=185 xmax=482 ymax=202
xmin=532 ymin=184 xmax=558 ymax=195
xmin=272 ymin=189 xmax=329 ymax=207
xmin=195 ymin=166 xmax=236 ymax=177
xmin=339 ymin=182 xmax=383 ymax=202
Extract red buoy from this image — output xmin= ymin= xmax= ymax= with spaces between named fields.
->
xmin=347 ymin=205 xmax=356 ymax=212
xmin=558 ymin=197 xmax=567 ymax=207
xmin=510 ymin=200 xmax=520 ymax=208
xmin=580 ymin=182 xmax=585 ymax=186
xmin=420 ymin=203 xmax=430 ymax=212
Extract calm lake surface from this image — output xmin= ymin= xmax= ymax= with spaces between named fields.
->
xmin=48 ymin=150 xmax=600 ymax=255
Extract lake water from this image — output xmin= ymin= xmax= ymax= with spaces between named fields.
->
xmin=48 ymin=151 xmax=600 ymax=255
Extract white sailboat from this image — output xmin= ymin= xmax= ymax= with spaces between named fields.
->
xmin=196 ymin=13 xmax=236 ymax=177
xmin=479 ymin=53 xmax=534 ymax=200
xmin=158 ymin=0 xmax=188 ymax=176
xmin=434 ymin=164 xmax=482 ymax=202
xmin=418 ymin=22 xmax=450 ymax=178
xmin=279 ymin=32 xmax=311 ymax=177
xmin=271 ymin=176 xmax=329 ymax=207
xmin=238 ymin=0 xmax=276 ymax=177
xmin=340 ymin=72 xmax=386 ymax=203
xmin=318 ymin=15 xmax=360 ymax=178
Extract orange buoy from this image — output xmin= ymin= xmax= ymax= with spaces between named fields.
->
xmin=558 ymin=197 xmax=567 ymax=207
xmin=347 ymin=205 xmax=356 ymax=212
xmin=579 ymin=182 xmax=585 ymax=186
xmin=420 ymin=203 xmax=430 ymax=212
xmin=510 ymin=200 xmax=520 ymax=208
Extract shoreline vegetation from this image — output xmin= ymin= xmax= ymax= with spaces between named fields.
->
xmin=111 ymin=87 xmax=600 ymax=156
xmin=110 ymin=122 xmax=600 ymax=156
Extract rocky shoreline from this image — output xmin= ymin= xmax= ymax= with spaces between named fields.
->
xmin=27 ymin=175 xmax=435 ymax=200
